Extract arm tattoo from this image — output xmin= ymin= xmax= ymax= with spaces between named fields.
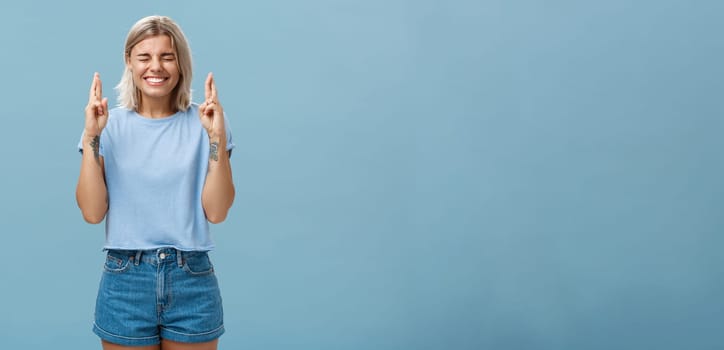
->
xmin=209 ymin=141 xmax=219 ymax=162
xmin=90 ymin=136 xmax=101 ymax=163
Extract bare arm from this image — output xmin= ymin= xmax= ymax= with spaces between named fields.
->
xmin=76 ymin=73 xmax=109 ymax=224
xmin=199 ymin=73 xmax=235 ymax=223
xmin=202 ymin=136 xmax=235 ymax=223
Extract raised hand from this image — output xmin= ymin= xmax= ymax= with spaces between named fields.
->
xmin=198 ymin=72 xmax=234 ymax=221
xmin=84 ymin=72 xmax=109 ymax=137
xmin=198 ymin=72 xmax=226 ymax=139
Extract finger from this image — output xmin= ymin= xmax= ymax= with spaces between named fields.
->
xmin=199 ymin=102 xmax=211 ymax=117
xmin=93 ymin=101 xmax=103 ymax=116
xmin=205 ymin=73 xmax=212 ymax=101
xmin=97 ymin=74 xmax=103 ymax=102
xmin=89 ymin=73 xmax=98 ymax=102
xmin=210 ymin=74 xmax=217 ymax=103
xmin=204 ymin=102 xmax=215 ymax=116
xmin=102 ymin=98 xmax=109 ymax=116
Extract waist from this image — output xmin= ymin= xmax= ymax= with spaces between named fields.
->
xmin=106 ymin=247 xmax=209 ymax=266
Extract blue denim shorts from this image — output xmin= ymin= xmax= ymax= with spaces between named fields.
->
xmin=93 ymin=248 xmax=224 ymax=346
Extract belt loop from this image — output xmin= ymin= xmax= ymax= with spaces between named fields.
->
xmin=177 ymin=250 xmax=183 ymax=268
xmin=134 ymin=250 xmax=142 ymax=265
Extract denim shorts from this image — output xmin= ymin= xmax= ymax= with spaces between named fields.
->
xmin=93 ymin=248 xmax=224 ymax=346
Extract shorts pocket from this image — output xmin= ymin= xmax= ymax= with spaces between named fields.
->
xmin=103 ymin=251 xmax=132 ymax=274
xmin=182 ymin=252 xmax=214 ymax=276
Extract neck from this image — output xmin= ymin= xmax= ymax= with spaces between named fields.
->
xmin=138 ymin=97 xmax=176 ymax=118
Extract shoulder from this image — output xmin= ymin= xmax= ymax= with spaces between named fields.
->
xmin=103 ymin=107 xmax=125 ymax=128
xmin=102 ymin=107 xmax=134 ymax=132
xmin=175 ymin=104 xmax=199 ymax=124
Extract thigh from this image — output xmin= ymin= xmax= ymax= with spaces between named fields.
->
xmin=102 ymin=340 xmax=160 ymax=350
xmin=161 ymin=339 xmax=218 ymax=350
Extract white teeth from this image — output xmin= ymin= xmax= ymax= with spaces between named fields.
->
xmin=146 ymin=77 xmax=165 ymax=83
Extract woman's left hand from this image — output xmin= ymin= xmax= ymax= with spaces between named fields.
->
xmin=199 ymin=72 xmax=226 ymax=139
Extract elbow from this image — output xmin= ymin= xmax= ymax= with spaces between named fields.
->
xmin=206 ymin=211 xmax=228 ymax=224
xmin=204 ymin=188 xmax=235 ymax=224
xmin=82 ymin=211 xmax=106 ymax=224
xmin=76 ymin=189 xmax=108 ymax=224
xmin=78 ymin=200 xmax=107 ymax=224
xmin=205 ymin=202 xmax=232 ymax=223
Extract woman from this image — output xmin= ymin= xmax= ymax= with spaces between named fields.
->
xmin=76 ymin=15 xmax=234 ymax=350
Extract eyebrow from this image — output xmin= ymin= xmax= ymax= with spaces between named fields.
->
xmin=135 ymin=52 xmax=176 ymax=58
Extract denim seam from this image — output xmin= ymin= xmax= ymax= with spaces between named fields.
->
xmin=103 ymin=256 xmax=131 ymax=273
xmin=156 ymin=259 xmax=164 ymax=318
xmin=160 ymin=324 xmax=224 ymax=337
xmin=181 ymin=265 xmax=214 ymax=275
xmin=181 ymin=255 xmax=214 ymax=275
xmin=93 ymin=322 xmax=159 ymax=340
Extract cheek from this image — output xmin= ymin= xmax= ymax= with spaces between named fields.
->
xmin=167 ymin=64 xmax=180 ymax=77
xmin=130 ymin=64 xmax=143 ymax=76
xmin=132 ymin=70 xmax=145 ymax=84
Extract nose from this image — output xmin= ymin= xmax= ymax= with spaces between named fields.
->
xmin=149 ymin=57 xmax=162 ymax=71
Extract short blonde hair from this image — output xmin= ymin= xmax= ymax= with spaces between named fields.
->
xmin=116 ymin=15 xmax=193 ymax=111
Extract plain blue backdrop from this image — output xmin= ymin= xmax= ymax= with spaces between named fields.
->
xmin=0 ymin=0 xmax=722 ymax=349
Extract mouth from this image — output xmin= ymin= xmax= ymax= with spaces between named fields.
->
xmin=143 ymin=76 xmax=169 ymax=86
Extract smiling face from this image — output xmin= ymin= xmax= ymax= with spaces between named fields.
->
xmin=127 ymin=34 xmax=180 ymax=108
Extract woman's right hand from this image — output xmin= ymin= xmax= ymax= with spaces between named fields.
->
xmin=84 ymin=72 xmax=109 ymax=137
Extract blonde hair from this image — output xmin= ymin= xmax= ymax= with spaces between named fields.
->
xmin=116 ymin=15 xmax=193 ymax=111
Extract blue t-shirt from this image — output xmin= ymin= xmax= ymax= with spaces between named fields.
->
xmin=78 ymin=104 xmax=234 ymax=251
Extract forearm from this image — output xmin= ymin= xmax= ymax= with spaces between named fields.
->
xmin=76 ymin=135 xmax=108 ymax=223
xmin=202 ymin=136 xmax=235 ymax=223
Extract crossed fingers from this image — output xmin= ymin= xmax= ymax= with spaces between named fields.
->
xmin=88 ymin=72 xmax=106 ymax=116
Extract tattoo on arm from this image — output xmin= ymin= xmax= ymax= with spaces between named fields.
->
xmin=209 ymin=141 xmax=219 ymax=162
xmin=90 ymin=136 xmax=101 ymax=163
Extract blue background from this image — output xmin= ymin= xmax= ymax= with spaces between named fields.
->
xmin=0 ymin=0 xmax=722 ymax=349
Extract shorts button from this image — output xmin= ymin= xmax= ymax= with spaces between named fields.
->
xmin=159 ymin=252 xmax=166 ymax=259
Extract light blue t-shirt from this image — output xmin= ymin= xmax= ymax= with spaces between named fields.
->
xmin=78 ymin=104 xmax=234 ymax=251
